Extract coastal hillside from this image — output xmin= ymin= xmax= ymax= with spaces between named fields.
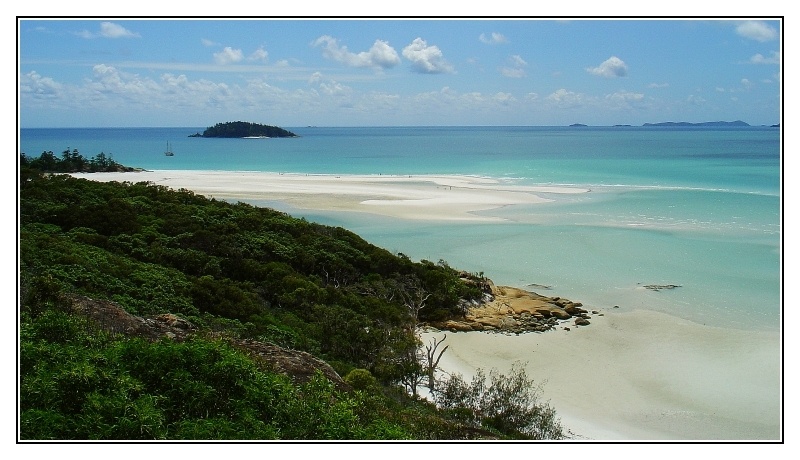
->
xmin=18 ymin=150 xmax=565 ymax=440
xmin=190 ymin=121 xmax=298 ymax=138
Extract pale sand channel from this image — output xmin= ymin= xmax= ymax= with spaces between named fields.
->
xmin=71 ymin=170 xmax=783 ymax=441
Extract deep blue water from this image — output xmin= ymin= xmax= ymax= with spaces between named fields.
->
xmin=19 ymin=126 xmax=782 ymax=329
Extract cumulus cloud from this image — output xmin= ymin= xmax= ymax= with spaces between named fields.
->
xmin=77 ymin=22 xmax=140 ymax=39
xmin=201 ymin=38 xmax=219 ymax=47
xmin=479 ymin=32 xmax=507 ymax=44
xmin=546 ymin=88 xmax=586 ymax=108
xmin=501 ymin=55 xmax=527 ymax=78
xmin=736 ymin=21 xmax=778 ymax=42
xmin=606 ymin=90 xmax=644 ymax=101
xmin=501 ymin=68 xmax=526 ymax=78
xmin=492 ymin=92 xmax=516 ymax=104
xmin=586 ymin=56 xmax=628 ymax=78
xmin=214 ymin=47 xmax=244 ymax=65
xmin=248 ymin=47 xmax=269 ymax=62
xmin=20 ymin=71 xmax=63 ymax=97
xmin=749 ymin=51 xmax=780 ymax=65
xmin=308 ymin=72 xmax=323 ymax=85
xmin=402 ymin=38 xmax=455 ymax=74
xmin=312 ymin=35 xmax=400 ymax=70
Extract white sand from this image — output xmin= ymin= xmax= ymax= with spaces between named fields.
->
xmin=71 ymin=170 xmax=588 ymax=222
xmin=71 ymin=169 xmax=783 ymax=441
xmin=420 ymin=310 xmax=781 ymax=441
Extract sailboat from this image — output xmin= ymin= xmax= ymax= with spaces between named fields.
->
xmin=164 ymin=141 xmax=174 ymax=156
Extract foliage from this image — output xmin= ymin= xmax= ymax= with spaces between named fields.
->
xmin=20 ymin=149 xmax=136 ymax=174
xmin=434 ymin=362 xmax=564 ymax=440
xmin=198 ymin=121 xmax=298 ymax=138
xmin=18 ymin=161 xmax=559 ymax=440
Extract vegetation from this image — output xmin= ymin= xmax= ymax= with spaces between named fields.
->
xmin=18 ymin=150 xmax=564 ymax=440
xmin=20 ymin=148 xmax=138 ymax=173
xmin=191 ymin=121 xmax=298 ymax=138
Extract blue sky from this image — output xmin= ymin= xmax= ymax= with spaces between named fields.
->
xmin=18 ymin=18 xmax=782 ymax=128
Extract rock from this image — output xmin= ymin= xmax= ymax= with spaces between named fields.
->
xmin=64 ymin=293 xmax=348 ymax=391
xmin=574 ymin=317 xmax=591 ymax=326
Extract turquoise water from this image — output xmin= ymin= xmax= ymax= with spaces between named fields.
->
xmin=20 ymin=126 xmax=782 ymax=330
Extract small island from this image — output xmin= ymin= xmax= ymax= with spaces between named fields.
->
xmin=189 ymin=121 xmax=298 ymax=138
xmin=642 ymin=120 xmax=750 ymax=127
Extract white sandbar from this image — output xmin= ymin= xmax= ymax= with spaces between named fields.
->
xmin=71 ymin=170 xmax=588 ymax=222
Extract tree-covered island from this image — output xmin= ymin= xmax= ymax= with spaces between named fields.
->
xmin=189 ymin=121 xmax=298 ymax=138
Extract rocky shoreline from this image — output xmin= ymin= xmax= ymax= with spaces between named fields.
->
xmin=426 ymin=280 xmax=602 ymax=335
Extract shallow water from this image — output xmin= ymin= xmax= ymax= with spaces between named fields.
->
xmin=20 ymin=126 xmax=782 ymax=330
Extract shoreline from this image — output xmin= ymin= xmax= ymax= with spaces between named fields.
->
xmin=69 ymin=169 xmax=782 ymax=441
xmin=420 ymin=308 xmax=780 ymax=440
xmin=70 ymin=170 xmax=589 ymax=222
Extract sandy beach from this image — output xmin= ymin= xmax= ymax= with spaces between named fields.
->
xmin=71 ymin=169 xmax=783 ymax=441
xmin=420 ymin=311 xmax=780 ymax=440
xmin=71 ymin=170 xmax=588 ymax=222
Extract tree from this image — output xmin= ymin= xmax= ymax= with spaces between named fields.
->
xmin=399 ymin=277 xmax=431 ymax=328
xmin=433 ymin=362 xmax=564 ymax=440
xmin=423 ymin=334 xmax=448 ymax=394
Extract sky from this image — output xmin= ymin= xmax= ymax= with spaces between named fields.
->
xmin=18 ymin=17 xmax=783 ymax=128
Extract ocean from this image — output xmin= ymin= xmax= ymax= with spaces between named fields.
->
xmin=19 ymin=126 xmax=782 ymax=331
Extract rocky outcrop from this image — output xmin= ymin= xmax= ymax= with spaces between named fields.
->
xmin=64 ymin=294 xmax=348 ymax=391
xmin=428 ymin=284 xmax=600 ymax=334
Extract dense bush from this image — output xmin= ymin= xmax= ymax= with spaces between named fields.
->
xmin=18 ymin=157 xmax=559 ymax=440
xmin=434 ymin=362 xmax=564 ymax=440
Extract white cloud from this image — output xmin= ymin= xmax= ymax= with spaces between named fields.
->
xmin=605 ymin=91 xmax=644 ymax=108
xmin=214 ymin=47 xmax=244 ymax=65
xmin=318 ymin=80 xmax=352 ymax=97
xmin=586 ymin=56 xmax=628 ymax=78
xmin=479 ymin=32 xmax=507 ymax=44
xmin=100 ymin=22 xmax=140 ymax=38
xmin=749 ymin=51 xmax=780 ymax=65
xmin=648 ymin=82 xmax=669 ymax=88
xmin=402 ymin=38 xmax=455 ymax=74
xmin=76 ymin=22 xmax=140 ymax=39
xmin=492 ymin=92 xmax=516 ymax=104
xmin=501 ymin=55 xmax=527 ymax=78
xmin=201 ymin=38 xmax=218 ymax=47
xmin=308 ymin=72 xmax=323 ymax=85
xmin=736 ymin=21 xmax=778 ymax=42
xmin=606 ymin=91 xmax=644 ymax=102
xmin=509 ymin=55 xmax=527 ymax=67
xmin=312 ymin=36 xmax=401 ymax=70
xmin=501 ymin=68 xmax=526 ymax=78
xmin=249 ymin=47 xmax=269 ymax=62
xmin=686 ymin=94 xmax=706 ymax=105
xmin=20 ymin=71 xmax=63 ymax=98
xmin=546 ymin=88 xmax=587 ymax=108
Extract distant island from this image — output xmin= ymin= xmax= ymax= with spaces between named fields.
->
xmin=641 ymin=120 xmax=750 ymax=127
xmin=189 ymin=121 xmax=298 ymax=138
xmin=565 ymin=120 xmax=762 ymax=128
